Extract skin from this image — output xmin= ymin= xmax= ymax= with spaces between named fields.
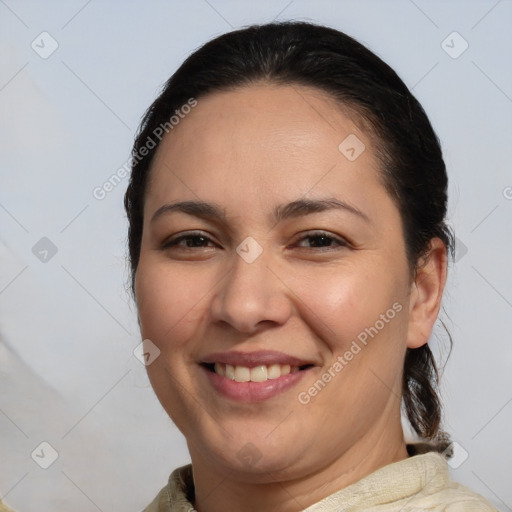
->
xmin=135 ymin=84 xmax=447 ymax=512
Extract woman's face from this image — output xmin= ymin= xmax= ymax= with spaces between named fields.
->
xmin=135 ymin=84 xmax=423 ymax=482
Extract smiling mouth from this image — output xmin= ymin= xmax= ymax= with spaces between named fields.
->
xmin=201 ymin=362 xmax=314 ymax=383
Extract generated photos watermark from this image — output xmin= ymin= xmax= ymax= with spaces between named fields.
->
xmin=297 ymin=301 xmax=403 ymax=404
xmin=92 ymin=97 xmax=197 ymax=200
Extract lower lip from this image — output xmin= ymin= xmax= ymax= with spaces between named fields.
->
xmin=201 ymin=366 xmax=310 ymax=403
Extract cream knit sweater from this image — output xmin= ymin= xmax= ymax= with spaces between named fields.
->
xmin=143 ymin=452 xmax=497 ymax=511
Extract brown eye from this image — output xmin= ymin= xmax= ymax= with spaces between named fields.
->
xmin=295 ymin=231 xmax=348 ymax=250
xmin=162 ymin=232 xmax=216 ymax=249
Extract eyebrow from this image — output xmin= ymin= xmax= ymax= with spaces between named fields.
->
xmin=274 ymin=198 xmax=369 ymax=223
xmin=150 ymin=198 xmax=370 ymax=224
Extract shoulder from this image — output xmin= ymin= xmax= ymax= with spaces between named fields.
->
xmin=405 ymin=452 xmax=497 ymax=511
xmin=140 ymin=486 xmax=168 ymax=512
xmin=430 ymin=478 xmax=497 ymax=511
xmin=140 ymin=464 xmax=195 ymax=512
xmin=0 ymin=501 xmax=16 ymax=512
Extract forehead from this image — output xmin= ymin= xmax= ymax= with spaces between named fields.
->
xmin=145 ymin=84 xmax=387 ymax=218
xmin=154 ymin=83 xmax=368 ymax=159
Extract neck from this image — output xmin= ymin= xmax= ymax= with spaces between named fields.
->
xmin=189 ymin=413 xmax=408 ymax=512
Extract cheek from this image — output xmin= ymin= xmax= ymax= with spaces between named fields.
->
xmin=292 ymin=264 xmax=406 ymax=350
xmin=295 ymin=269 xmax=408 ymax=413
xmin=135 ymin=260 xmax=209 ymax=351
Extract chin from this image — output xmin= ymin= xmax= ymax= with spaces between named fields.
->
xmin=192 ymin=430 xmax=309 ymax=480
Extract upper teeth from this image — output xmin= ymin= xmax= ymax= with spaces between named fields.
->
xmin=213 ymin=363 xmax=297 ymax=382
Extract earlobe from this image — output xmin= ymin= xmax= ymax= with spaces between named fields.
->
xmin=406 ymin=238 xmax=448 ymax=349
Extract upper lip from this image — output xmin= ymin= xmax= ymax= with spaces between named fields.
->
xmin=200 ymin=350 xmax=315 ymax=368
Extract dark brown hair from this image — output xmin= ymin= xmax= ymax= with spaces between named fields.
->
xmin=124 ymin=21 xmax=454 ymax=449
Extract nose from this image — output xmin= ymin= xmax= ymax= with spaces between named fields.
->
xmin=209 ymin=249 xmax=293 ymax=334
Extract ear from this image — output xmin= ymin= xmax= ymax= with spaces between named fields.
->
xmin=407 ymin=238 xmax=448 ymax=349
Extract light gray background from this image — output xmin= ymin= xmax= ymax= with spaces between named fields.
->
xmin=1 ymin=1 xmax=511 ymax=511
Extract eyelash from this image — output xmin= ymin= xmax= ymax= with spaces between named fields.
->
xmin=293 ymin=231 xmax=349 ymax=250
xmin=162 ymin=231 xmax=216 ymax=250
xmin=161 ymin=230 xmax=349 ymax=251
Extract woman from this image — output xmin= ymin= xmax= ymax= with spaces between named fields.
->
xmin=125 ymin=22 xmax=495 ymax=511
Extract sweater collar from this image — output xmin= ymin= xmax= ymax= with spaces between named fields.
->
xmin=165 ymin=451 xmax=449 ymax=512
